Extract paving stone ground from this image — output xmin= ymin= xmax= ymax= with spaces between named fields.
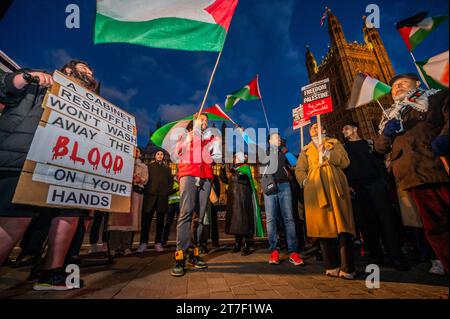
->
xmin=0 ymin=240 xmax=448 ymax=299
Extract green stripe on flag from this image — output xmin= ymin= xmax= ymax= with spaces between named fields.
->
xmin=236 ymin=165 xmax=264 ymax=238
xmin=373 ymin=81 xmax=392 ymax=100
xmin=94 ymin=13 xmax=227 ymax=52
xmin=409 ymin=16 xmax=448 ymax=51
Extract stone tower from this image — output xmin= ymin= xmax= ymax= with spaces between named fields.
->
xmin=305 ymin=9 xmax=395 ymax=141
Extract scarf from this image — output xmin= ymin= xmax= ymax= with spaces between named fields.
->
xmin=378 ymin=88 xmax=440 ymax=134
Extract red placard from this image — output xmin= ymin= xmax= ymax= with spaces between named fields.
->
xmin=303 ymin=96 xmax=333 ymax=118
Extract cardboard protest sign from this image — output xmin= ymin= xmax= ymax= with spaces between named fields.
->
xmin=292 ymin=104 xmax=310 ymax=130
xmin=13 ymin=70 xmax=137 ymax=213
xmin=301 ymin=78 xmax=333 ymax=118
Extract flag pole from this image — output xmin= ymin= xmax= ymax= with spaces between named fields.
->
xmin=259 ymin=97 xmax=271 ymax=131
xmin=196 ymin=48 xmax=224 ymax=120
xmin=375 ymin=99 xmax=390 ymax=118
xmin=409 ymin=51 xmax=430 ymax=89
xmin=317 ymin=114 xmax=323 ymax=164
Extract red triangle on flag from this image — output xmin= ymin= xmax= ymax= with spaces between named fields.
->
xmin=248 ymin=75 xmax=262 ymax=99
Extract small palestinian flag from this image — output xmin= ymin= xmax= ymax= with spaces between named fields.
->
xmin=416 ymin=51 xmax=449 ymax=89
xmin=150 ymin=104 xmax=233 ymax=151
xmin=225 ymin=75 xmax=262 ymax=112
xmin=396 ymin=11 xmax=448 ymax=51
xmin=347 ymin=73 xmax=391 ymax=109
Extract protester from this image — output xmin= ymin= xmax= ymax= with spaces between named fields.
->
xmin=170 ymin=113 xmax=221 ymax=277
xmin=109 ymin=147 xmax=148 ymax=256
xmin=88 ymin=212 xmax=108 ymax=254
xmin=342 ymin=121 xmax=409 ymax=271
xmin=161 ymin=176 xmax=181 ymax=247
xmin=375 ymin=73 xmax=449 ymax=273
xmin=261 ymin=133 xmax=304 ymax=266
xmin=0 ymin=60 xmax=99 ymax=290
xmin=220 ymin=152 xmax=255 ymax=256
xmin=138 ymin=150 xmax=172 ymax=253
xmin=296 ymin=122 xmax=356 ymax=279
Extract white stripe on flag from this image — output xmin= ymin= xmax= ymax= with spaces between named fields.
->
xmin=98 ymin=0 xmax=216 ymax=23
xmin=357 ymin=77 xmax=379 ymax=107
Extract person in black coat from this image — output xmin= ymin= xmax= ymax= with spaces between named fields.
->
xmin=138 ymin=150 xmax=173 ymax=253
xmin=220 ymin=152 xmax=254 ymax=256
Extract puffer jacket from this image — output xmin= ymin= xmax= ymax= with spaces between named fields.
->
xmin=0 ymin=70 xmax=47 ymax=172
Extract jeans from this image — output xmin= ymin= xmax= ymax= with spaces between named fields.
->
xmin=161 ymin=203 xmax=180 ymax=245
xmin=176 ymin=176 xmax=211 ymax=252
xmin=263 ymin=182 xmax=298 ymax=253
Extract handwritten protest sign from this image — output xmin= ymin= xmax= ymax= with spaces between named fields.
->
xmin=12 ymin=70 xmax=136 ymax=213
xmin=301 ymin=78 xmax=333 ymax=118
xmin=292 ymin=104 xmax=310 ymax=130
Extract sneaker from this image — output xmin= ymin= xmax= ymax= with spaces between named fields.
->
xmin=171 ymin=250 xmax=186 ymax=277
xmin=188 ymin=255 xmax=208 ymax=269
xmin=269 ymin=250 xmax=280 ymax=265
xmin=100 ymin=243 xmax=108 ymax=252
xmin=33 ymin=268 xmax=83 ymax=291
xmin=325 ymin=267 xmax=340 ymax=277
xmin=155 ymin=243 xmax=164 ymax=253
xmin=339 ymin=270 xmax=356 ymax=280
xmin=188 ymin=247 xmax=208 ymax=269
xmin=429 ymin=260 xmax=446 ymax=276
xmin=123 ymin=249 xmax=132 ymax=256
xmin=88 ymin=244 xmax=98 ymax=254
xmin=136 ymin=243 xmax=148 ymax=254
xmin=289 ymin=252 xmax=305 ymax=266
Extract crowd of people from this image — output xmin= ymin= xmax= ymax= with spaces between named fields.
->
xmin=0 ymin=60 xmax=448 ymax=291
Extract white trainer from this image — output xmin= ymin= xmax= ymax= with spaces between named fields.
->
xmin=136 ymin=243 xmax=148 ymax=254
xmin=155 ymin=243 xmax=164 ymax=253
xmin=429 ymin=260 xmax=446 ymax=276
xmin=88 ymin=244 xmax=98 ymax=254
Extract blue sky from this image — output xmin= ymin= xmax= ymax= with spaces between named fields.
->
xmin=0 ymin=0 xmax=448 ymax=153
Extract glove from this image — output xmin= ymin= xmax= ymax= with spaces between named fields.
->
xmin=431 ymin=135 xmax=449 ymax=157
xmin=383 ymin=120 xmax=401 ymax=138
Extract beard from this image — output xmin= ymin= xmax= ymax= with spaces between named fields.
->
xmin=70 ymin=69 xmax=98 ymax=92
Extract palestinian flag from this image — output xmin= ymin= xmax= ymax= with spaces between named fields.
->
xmin=416 ymin=51 xmax=449 ymax=89
xmin=94 ymin=0 xmax=239 ymax=52
xmin=236 ymin=165 xmax=264 ymax=238
xmin=225 ymin=75 xmax=261 ymax=111
xmin=396 ymin=11 xmax=448 ymax=51
xmin=347 ymin=73 xmax=391 ymax=109
xmin=150 ymin=104 xmax=233 ymax=151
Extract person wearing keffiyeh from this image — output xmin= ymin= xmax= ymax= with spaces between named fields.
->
xmin=375 ymin=73 xmax=449 ymax=274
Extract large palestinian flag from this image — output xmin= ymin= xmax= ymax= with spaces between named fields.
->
xmin=236 ymin=165 xmax=264 ymax=238
xmin=94 ymin=0 xmax=239 ymax=52
xmin=416 ymin=51 xmax=449 ymax=89
xmin=225 ymin=75 xmax=261 ymax=111
xmin=150 ymin=105 xmax=233 ymax=151
xmin=347 ymin=73 xmax=391 ymax=109
xmin=396 ymin=11 xmax=447 ymax=51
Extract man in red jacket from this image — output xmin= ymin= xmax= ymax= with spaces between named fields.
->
xmin=171 ymin=113 xmax=221 ymax=277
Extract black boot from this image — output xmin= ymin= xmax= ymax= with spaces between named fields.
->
xmin=233 ymin=241 xmax=242 ymax=253
xmin=241 ymin=241 xmax=253 ymax=256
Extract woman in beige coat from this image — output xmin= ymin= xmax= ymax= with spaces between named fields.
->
xmin=295 ymin=123 xmax=356 ymax=279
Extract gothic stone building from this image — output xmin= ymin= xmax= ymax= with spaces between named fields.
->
xmin=305 ymin=10 xmax=395 ymax=140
